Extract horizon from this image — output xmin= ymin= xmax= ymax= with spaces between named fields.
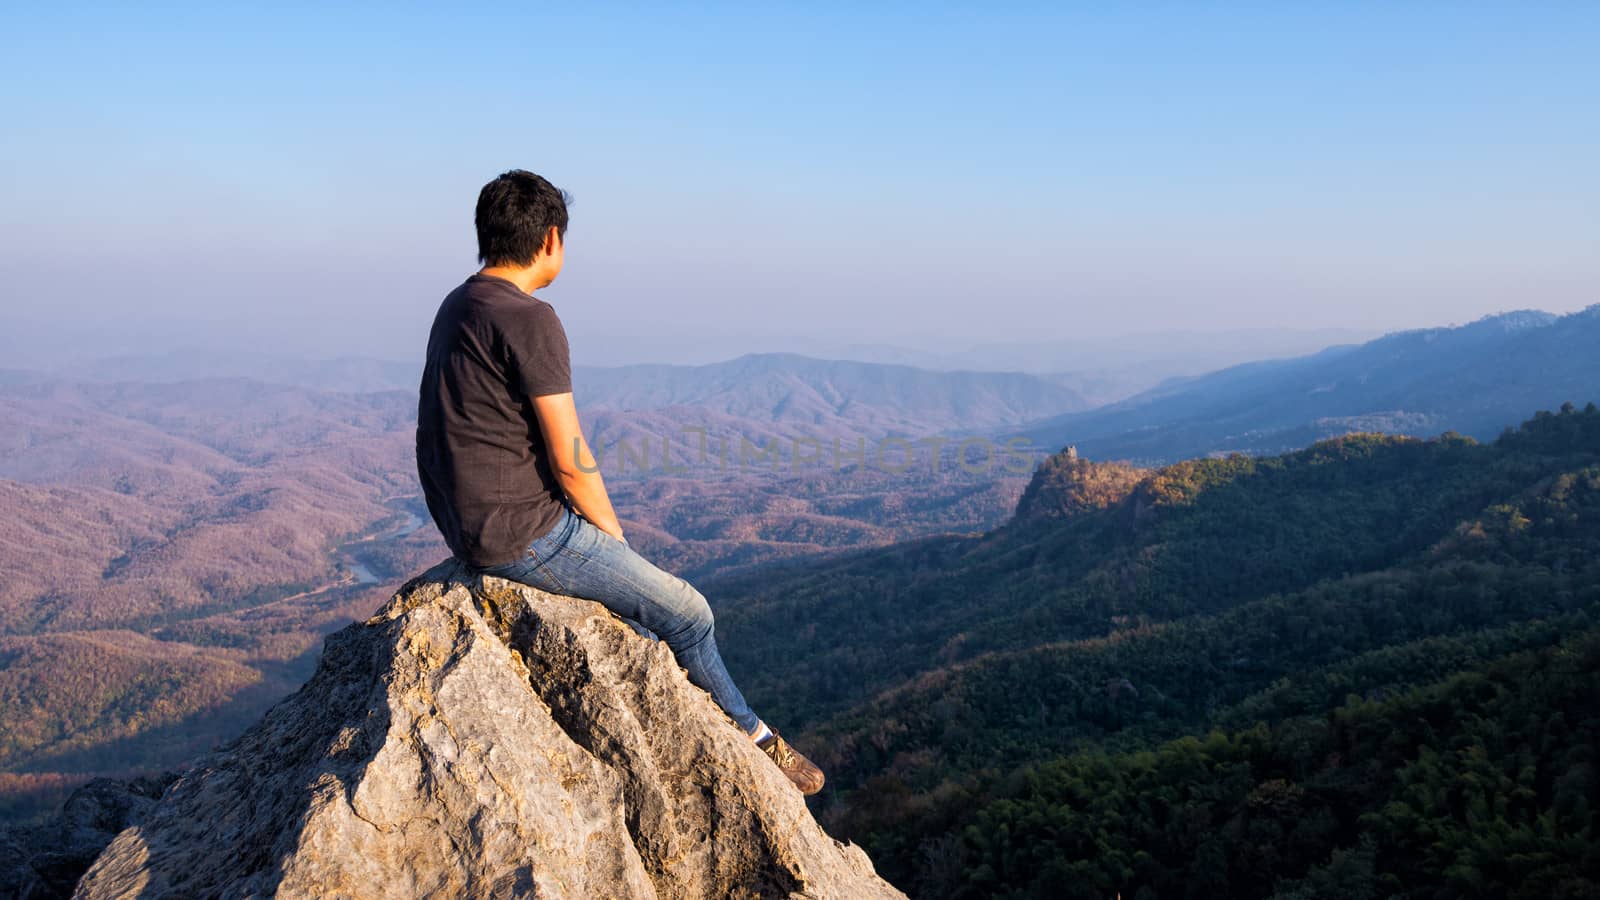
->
xmin=2 ymin=319 xmax=1384 ymax=373
xmin=3 ymin=303 xmax=1592 ymax=379
xmin=4 ymin=4 xmax=1597 ymax=364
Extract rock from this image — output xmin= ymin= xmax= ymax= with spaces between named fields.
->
xmin=74 ymin=559 xmax=904 ymax=899
xmin=0 ymin=774 xmax=176 ymax=900
xmin=1104 ymin=677 xmax=1138 ymax=701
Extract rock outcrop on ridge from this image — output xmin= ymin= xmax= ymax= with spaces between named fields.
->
xmin=72 ymin=559 xmax=904 ymax=899
xmin=1 ymin=775 xmax=176 ymax=899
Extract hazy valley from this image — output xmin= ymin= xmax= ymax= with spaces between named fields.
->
xmin=0 ymin=355 xmax=1072 ymax=822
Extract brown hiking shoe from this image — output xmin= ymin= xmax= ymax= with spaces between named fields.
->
xmin=756 ymin=730 xmax=825 ymax=795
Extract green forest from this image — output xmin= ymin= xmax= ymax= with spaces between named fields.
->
xmin=709 ymin=402 xmax=1600 ymax=898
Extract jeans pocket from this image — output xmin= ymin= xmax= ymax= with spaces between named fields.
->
xmin=497 ymin=542 xmax=566 ymax=595
xmin=525 ymin=507 xmax=568 ymax=559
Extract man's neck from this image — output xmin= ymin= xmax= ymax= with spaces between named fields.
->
xmin=478 ymin=266 xmax=543 ymax=296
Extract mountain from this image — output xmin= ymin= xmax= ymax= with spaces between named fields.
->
xmin=17 ymin=350 xmax=1093 ymax=429
xmin=700 ymin=402 xmax=1600 ymax=896
xmin=1021 ymin=305 xmax=1600 ymax=463
xmin=20 ymin=562 xmax=903 ymax=899
xmin=1010 ymin=450 xmax=1147 ymax=524
xmin=770 ymin=327 xmax=1380 ymax=407
xmin=6 ymin=326 xmax=1377 ymax=407
xmin=575 ymin=353 xmax=1089 ymax=433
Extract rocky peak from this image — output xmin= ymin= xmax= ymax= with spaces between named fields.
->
xmin=1013 ymin=447 xmax=1148 ymax=524
xmin=69 ymin=560 xmax=904 ymax=898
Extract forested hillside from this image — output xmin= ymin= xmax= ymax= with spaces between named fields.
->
xmin=708 ymin=402 xmax=1600 ymax=898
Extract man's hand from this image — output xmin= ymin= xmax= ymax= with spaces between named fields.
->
xmin=531 ymin=391 xmax=626 ymax=541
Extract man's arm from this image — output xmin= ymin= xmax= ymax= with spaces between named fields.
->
xmin=532 ymin=391 xmax=625 ymax=542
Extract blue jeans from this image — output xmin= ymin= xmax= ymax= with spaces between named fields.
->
xmin=470 ymin=502 xmax=761 ymax=734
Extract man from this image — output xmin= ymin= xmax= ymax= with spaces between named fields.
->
xmin=416 ymin=170 xmax=824 ymax=795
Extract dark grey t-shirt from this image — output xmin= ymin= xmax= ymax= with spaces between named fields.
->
xmin=416 ymin=273 xmax=572 ymax=567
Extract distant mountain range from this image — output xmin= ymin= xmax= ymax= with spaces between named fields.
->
xmin=576 ymin=352 xmax=1090 ymax=434
xmin=2 ymin=323 xmax=1378 ymax=407
xmin=566 ymin=326 xmax=1381 ymax=405
xmin=20 ymin=351 xmax=1091 ymax=433
xmin=1 ymin=351 xmax=423 ymax=394
xmin=1022 ymin=305 xmax=1600 ymax=463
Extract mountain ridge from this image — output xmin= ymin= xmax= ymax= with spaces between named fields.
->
xmin=1022 ymin=304 xmax=1600 ymax=462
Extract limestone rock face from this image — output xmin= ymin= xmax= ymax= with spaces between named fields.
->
xmin=75 ymin=560 xmax=904 ymax=899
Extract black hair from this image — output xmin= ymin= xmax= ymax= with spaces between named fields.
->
xmin=474 ymin=170 xmax=572 ymax=267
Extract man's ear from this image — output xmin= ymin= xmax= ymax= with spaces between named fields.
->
xmin=543 ymin=225 xmax=562 ymax=255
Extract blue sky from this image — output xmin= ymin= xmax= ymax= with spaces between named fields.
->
xmin=2 ymin=3 xmax=1596 ymax=364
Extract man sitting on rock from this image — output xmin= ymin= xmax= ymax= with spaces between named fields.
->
xmin=415 ymin=169 xmax=825 ymax=795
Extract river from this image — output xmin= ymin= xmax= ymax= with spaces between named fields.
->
xmin=339 ymin=505 xmax=428 ymax=586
